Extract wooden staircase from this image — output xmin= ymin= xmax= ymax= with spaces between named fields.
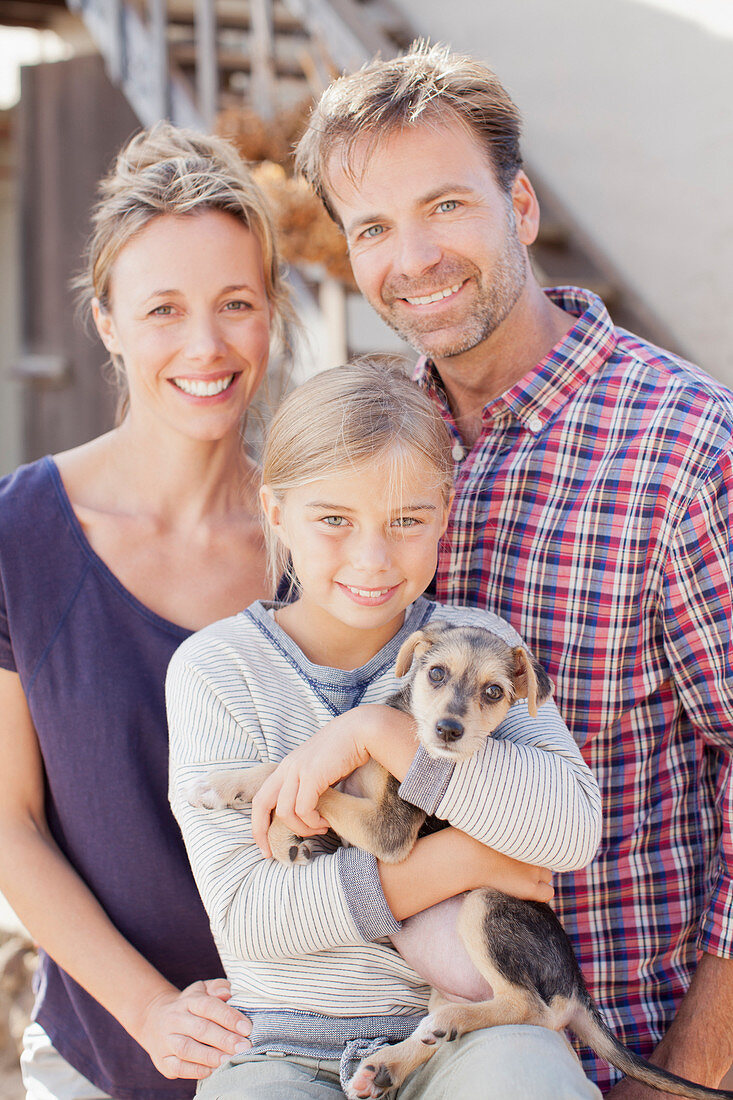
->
xmin=3 ymin=0 xmax=680 ymax=357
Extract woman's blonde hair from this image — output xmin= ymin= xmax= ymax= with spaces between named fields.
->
xmin=75 ymin=120 xmax=296 ymax=420
xmin=262 ymin=357 xmax=454 ymax=592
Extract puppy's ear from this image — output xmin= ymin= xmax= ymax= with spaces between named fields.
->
xmin=395 ymin=623 xmax=449 ymax=678
xmin=512 ymin=647 xmax=554 ymax=717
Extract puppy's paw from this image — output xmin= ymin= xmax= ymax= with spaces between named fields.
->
xmin=414 ymin=1011 xmax=461 ymax=1047
xmin=267 ymin=816 xmax=315 ymax=865
xmin=186 ymin=777 xmax=231 ymax=810
xmin=346 ymin=1059 xmax=396 ymax=1099
xmin=270 ymin=833 xmax=313 ymax=866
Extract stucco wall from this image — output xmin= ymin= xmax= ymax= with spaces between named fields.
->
xmin=396 ymin=0 xmax=733 ymax=386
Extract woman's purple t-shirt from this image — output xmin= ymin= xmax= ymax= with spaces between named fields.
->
xmin=0 ymin=457 xmax=225 ymax=1099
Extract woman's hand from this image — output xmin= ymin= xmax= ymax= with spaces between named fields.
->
xmin=251 ymin=708 xmax=375 ymax=855
xmin=135 ymin=979 xmax=252 ymax=1080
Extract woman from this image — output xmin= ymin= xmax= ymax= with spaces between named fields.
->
xmin=0 ymin=122 xmax=294 ymax=1100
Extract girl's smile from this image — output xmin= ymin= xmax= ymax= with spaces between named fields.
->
xmin=261 ymin=450 xmax=451 ymax=669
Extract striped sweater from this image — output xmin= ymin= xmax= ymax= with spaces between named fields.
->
xmin=167 ymin=597 xmax=601 ymax=1046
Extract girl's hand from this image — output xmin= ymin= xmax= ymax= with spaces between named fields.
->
xmin=472 ymin=846 xmax=554 ymax=903
xmin=378 ymin=826 xmax=554 ymax=920
xmin=251 ymin=709 xmax=373 ymax=855
xmin=135 ymin=979 xmax=252 ymax=1080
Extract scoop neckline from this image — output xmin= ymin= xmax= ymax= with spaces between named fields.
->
xmin=45 ymin=455 xmax=192 ymax=639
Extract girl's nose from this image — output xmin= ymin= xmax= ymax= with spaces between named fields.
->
xmin=351 ymin=531 xmax=391 ymax=572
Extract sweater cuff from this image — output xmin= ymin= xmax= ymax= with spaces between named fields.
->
xmin=335 ymin=846 xmax=402 ymax=941
xmin=398 ymin=744 xmax=454 ymax=815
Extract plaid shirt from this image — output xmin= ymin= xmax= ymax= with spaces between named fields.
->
xmin=417 ymin=287 xmax=733 ymax=1091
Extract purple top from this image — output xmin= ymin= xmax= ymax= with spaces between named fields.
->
xmin=0 ymin=457 xmax=224 ymax=1099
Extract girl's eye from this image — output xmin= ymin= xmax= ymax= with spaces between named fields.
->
xmin=483 ymin=684 xmax=504 ymax=702
xmin=428 ymin=666 xmax=446 ymax=684
xmin=437 ymin=200 xmax=459 ymax=213
xmin=322 ymin=516 xmax=348 ymax=527
xmin=391 ymin=516 xmax=419 ymax=528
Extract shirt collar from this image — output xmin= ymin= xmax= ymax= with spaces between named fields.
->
xmin=414 ymin=286 xmax=618 ymax=435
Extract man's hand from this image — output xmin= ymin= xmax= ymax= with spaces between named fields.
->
xmin=605 ymin=953 xmax=733 ymax=1099
xmin=134 ymin=979 xmax=252 ymax=1080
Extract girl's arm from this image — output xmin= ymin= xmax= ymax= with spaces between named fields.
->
xmin=0 ymin=668 xmax=252 ymax=1081
xmin=251 ymin=699 xmax=601 ymax=873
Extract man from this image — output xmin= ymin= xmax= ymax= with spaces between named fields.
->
xmin=295 ymin=41 xmax=733 ymax=1098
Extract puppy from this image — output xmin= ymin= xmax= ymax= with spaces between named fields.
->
xmin=190 ymin=623 xmax=733 ymax=1100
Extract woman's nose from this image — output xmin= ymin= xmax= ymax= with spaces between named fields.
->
xmin=183 ymin=315 xmax=226 ymax=362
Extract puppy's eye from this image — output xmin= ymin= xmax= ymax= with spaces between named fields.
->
xmin=428 ymin=666 xmax=446 ymax=684
xmin=483 ymin=684 xmax=504 ymax=702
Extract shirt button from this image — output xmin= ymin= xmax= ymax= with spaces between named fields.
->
xmin=452 ymin=442 xmax=467 ymax=461
xmin=527 ymin=416 xmax=543 ymax=433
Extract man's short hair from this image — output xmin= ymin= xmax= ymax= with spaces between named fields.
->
xmin=294 ymin=39 xmax=523 ymax=222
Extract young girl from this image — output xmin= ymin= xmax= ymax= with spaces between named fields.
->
xmin=167 ymin=360 xmax=602 ymax=1100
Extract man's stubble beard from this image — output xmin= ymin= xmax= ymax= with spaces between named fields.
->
xmin=374 ymin=213 xmax=528 ymax=361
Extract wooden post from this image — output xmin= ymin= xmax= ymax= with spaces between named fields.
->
xmin=195 ymin=0 xmax=217 ymax=130
xmin=147 ymin=0 xmax=168 ymax=121
xmin=249 ymin=0 xmax=276 ymax=121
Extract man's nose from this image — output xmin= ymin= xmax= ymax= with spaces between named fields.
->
xmin=394 ymin=227 xmax=442 ymax=279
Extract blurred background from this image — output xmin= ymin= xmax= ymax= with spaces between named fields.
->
xmin=0 ymin=0 xmax=731 ymax=1092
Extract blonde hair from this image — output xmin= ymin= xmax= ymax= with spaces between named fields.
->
xmin=262 ymin=357 xmax=454 ymax=592
xmin=76 ymin=121 xmax=296 ymax=419
xmin=295 ymin=40 xmax=523 ymax=222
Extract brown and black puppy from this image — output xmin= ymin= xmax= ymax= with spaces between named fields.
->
xmin=191 ymin=624 xmax=733 ymax=1100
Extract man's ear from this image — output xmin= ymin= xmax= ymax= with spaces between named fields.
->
xmin=511 ymin=171 xmax=540 ymax=248
xmin=92 ymin=298 xmax=121 ymax=355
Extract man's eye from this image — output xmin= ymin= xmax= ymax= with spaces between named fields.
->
xmin=428 ymin=666 xmax=446 ymax=684
xmin=483 ymin=684 xmax=504 ymax=702
xmin=437 ymin=200 xmax=459 ymax=213
xmin=362 ymin=225 xmax=384 ymax=239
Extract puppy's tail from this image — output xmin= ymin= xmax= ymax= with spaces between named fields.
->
xmin=569 ymin=999 xmax=733 ymax=1100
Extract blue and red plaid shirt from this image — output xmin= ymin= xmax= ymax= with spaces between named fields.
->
xmin=418 ymin=287 xmax=733 ymax=1091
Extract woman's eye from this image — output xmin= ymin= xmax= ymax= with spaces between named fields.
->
xmin=224 ymin=300 xmax=251 ymax=311
xmin=437 ymin=200 xmax=459 ymax=213
xmin=150 ymin=305 xmax=174 ymax=316
xmin=322 ymin=516 xmax=348 ymax=527
xmin=484 ymin=684 xmax=504 ymax=702
xmin=428 ymin=666 xmax=446 ymax=684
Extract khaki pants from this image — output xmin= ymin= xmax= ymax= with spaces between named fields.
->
xmin=20 ymin=1023 xmax=112 ymax=1100
xmin=196 ymin=1026 xmax=603 ymax=1099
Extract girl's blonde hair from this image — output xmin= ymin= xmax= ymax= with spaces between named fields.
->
xmin=75 ymin=120 xmax=296 ymax=420
xmin=262 ymin=358 xmax=455 ymax=592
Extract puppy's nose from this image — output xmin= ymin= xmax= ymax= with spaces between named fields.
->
xmin=435 ymin=719 xmax=464 ymax=744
